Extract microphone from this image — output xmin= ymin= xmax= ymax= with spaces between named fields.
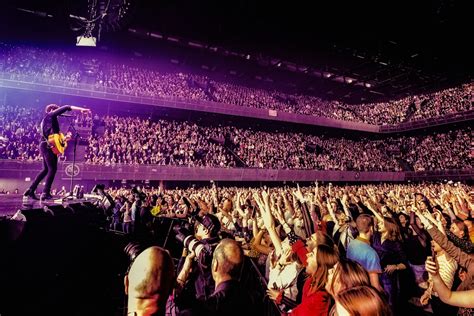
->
xmin=59 ymin=114 xmax=75 ymax=117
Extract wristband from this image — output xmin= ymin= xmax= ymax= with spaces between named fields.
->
xmin=282 ymin=223 xmax=291 ymax=234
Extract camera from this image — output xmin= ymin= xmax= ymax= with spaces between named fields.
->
xmin=233 ymin=230 xmax=249 ymax=241
xmin=173 ymin=223 xmax=213 ymax=259
xmin=124 ymin=241 xmax=149 ymax=273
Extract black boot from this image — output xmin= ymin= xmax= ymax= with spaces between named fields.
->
xmin=23 ymin=189 xmax=39 ymax=200
xmin=41 ymin=193 xmax=54 ymax=200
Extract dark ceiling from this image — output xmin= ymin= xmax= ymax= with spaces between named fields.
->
xmin=0 ymin=0 xmax=472 ymax=103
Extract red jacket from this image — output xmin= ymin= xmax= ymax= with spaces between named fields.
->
xmin=291 ymin=239 xmax=309 ymax=266
xmin=288 ymin=278 xmax=330 ymax=316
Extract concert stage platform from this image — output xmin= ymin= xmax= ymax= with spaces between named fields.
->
xmin=0 ymin=194 xmax=98 ymax=218
xmin=0 ymin=193 xmax=104 ymax=245
xmin=0 ymin=194 xmax=127 ymax=315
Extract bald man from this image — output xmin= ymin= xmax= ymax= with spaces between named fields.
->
xmin=193 ymin=238 xmax=252 ymax=316
xmin=124 ymin=246 xmax=175 ymax=316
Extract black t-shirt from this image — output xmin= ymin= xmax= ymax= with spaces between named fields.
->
xmin=40 ymin=105 xmax=72 ymax=140
xmin=195 ymin=280 xmax=252 ymax=316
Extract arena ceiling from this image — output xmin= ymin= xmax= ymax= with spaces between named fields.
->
xmin=1 ymin=0 xmax=472 ymax=103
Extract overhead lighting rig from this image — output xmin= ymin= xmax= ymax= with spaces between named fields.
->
xmin=69 ymin=0 xmax=136 ymax=46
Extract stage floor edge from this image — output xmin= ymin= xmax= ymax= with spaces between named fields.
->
xmin=0 ymin=194 xmax=96 ymax=217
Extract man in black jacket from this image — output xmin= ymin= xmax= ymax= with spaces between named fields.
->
xmin=23 ymin=104 xmax=90 ymax=200
xmin=194 ymin=238 xmax=252 ymax=316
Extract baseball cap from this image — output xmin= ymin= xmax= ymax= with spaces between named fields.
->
xmin=196 ymin=213 xmax=221 ymax=236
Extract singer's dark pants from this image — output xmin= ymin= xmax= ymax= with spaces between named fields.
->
xmin=29 ymin=141 xmax=58 ymax=195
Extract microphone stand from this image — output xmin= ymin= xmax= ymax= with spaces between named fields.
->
xmin=65 ymin=120 xmax=81 ymax=200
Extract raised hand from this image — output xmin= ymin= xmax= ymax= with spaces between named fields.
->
xmin=293 ymin=183 xmax=305 ymax=203
xmin=261 ymin=188 xmax=271 ymax=206
xmin=341 ymin=193 xmax=348 ymax=206
xmin=414 ymin=209 xmax=433 ymax=229
xmin=425 ymin=256 xmax=438 ymax=277
xmin=253 ymin=191 xmax=265 ymax=212
xmin=266 ymin=288 xmax=280 ymax=301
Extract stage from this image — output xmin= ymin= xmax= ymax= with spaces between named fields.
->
xmin=0 ymin=194 xmax=127 ymax=316
xmin=0 ymin=194 xmax=100 ymax=218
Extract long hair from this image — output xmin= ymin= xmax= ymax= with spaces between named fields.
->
xmin=328 ymin=259 xmax=370 ymax=296
xmin=336 ymin=285 xmax=392 ymax=316
xmin=315 ymin=231 xmax=335 ymax=248
xmin=309 ymin=243 xmax=339 ymax=294
xmin=383 ymin=217 xmax=402 ymax=241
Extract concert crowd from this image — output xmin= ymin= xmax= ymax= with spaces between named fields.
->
xmin=96 ymin=181 xmax=474 ymax=315
xmin=1 ymin=44 xmax=472 ymax=125
xmin=1 ymin=44 xmax=473 ymax=316
xmin=1 ymin=105 xmax=471 ymax=172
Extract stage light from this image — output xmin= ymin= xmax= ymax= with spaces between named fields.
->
xmin=76 ymin=36 xmax=97 ymax=47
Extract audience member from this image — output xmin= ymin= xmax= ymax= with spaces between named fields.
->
xmin=124 ymin=246 xmax=175 ymax=316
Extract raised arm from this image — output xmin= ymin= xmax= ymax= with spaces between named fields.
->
xmin=426 ymin=256 xmax=474 ymax=308
xmin=365 ymin=199 xmax=384 ymax=224
xmin=254 ymin=190 xmax=283 ymax=256
xmin=340 ymin=193 xmax=352 ymax=218
xmin=69 ymin=105 xmax=91 ymax=114
xmin=422 ymin=220 xmax=474 ymax=270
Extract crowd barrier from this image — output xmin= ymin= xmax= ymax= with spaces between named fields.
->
xmin=0 ymin=160 xmax=471 ymax=182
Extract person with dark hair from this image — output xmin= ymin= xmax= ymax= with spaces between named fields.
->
xmin=124 ymin=246 xmax=175 ymax=316
xmin=426 ymin=256 xmax=474 ymax=310
xmin=416 ymin=211 xmax=474 ymax=315
xmin=174 ymin=214 xmax=221 ymax=315
xmin=372 ymin=216 xmax=408 ymax=311
xmin=23 ymin=104 xmax=90 ymax=200
xmin=420 ymin=239 xmax=458 ymax=315
xmin=397 ymin=213 xmax=411 ymax=240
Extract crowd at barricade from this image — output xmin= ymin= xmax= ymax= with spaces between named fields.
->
xmin=92 ymin=182 xmax=474 ymax=315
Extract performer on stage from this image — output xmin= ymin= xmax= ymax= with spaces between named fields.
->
xmin=23 ymin=104 xmax=91 ymax=200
